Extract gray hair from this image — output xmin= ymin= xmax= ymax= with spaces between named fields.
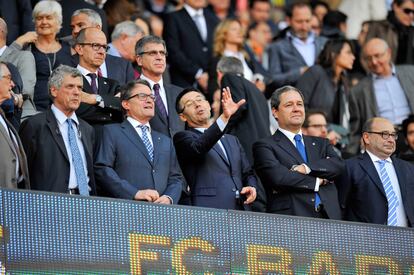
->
xmin=270 ymin=85 xmax=304 ymax=110
xmin=217 ymin=56 xmax=244 ymax=75
xmin=72 ymin=8 xmax=102 ymax=27
xmin=33 ymin=0 xmax=63 ymax=30
xmin=111 ymin=21 xmax=143 ymax=41
xmin=48 ymin=65 xmax=83 ymax=98
xmin=135 ymin=35 xmax=166 ymax=56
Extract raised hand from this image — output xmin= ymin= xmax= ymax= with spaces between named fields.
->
xmin=221 ymin=87 xmax=245 ymax=122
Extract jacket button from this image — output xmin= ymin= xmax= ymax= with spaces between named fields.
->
xmin=232 ymin=188 xmax=236 ymax=192
xmin=311 ymin=198 xmax=315 ymax=202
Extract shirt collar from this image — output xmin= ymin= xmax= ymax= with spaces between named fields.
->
xmin=0 ymin=45 xmax=7 ymax=56
xmin=184 ymin=4 xmax=204 ymax=17
xmin=287 ymin=31 xmax=315 ymax=45
xmin=278 ymin=127 xmax=303 ymax=142
xmin=127 ymin=116 xmax=152 ymax=132
xmin=140 ymin=74 xmax=164 ymax=91
xmin=76 ymin=64 xmax=98 ymax=76
xmin=366 ymin=150 xmax=393 ymax=164
xmin=51 ymin=104 xmax=80 ymax=126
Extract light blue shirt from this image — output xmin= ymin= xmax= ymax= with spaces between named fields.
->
xmin=51 ymin=104 xmax=90 ymax=189
xmin=367 ymin=150 xmax=408 ymax=227
xmin=373 ymin=66 xmax=411 ymax=125
xmin=287 ymin=31 xmax=316 ymax=67
xmin=107 ymin=43 xmax=121 ymax=58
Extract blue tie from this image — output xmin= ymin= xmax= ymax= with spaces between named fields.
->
xmin=138 ymin=125 xmax=154 ymax=162
xmin=67 ymin=119 xmax=89 ymax=196
xmin=294 ymin=134 xmax=321 ymax=208
xmin=378 ymin=160 xmax=399 ymax=226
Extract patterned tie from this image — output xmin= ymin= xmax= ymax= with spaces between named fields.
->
xmin=153 ymin=83 xmax=168 ymax=121
xmin=67 ymin=119 xmax=89 ymax=196
xmin=87 ymin=73 xmax=98 ymax=94
xmin=377 ymin=160 xmax=399 ymax=226
xmin=294 ymin=134 xmax=321 ymax=208
xmin=138 ymin=125 xmax=154 ymax=162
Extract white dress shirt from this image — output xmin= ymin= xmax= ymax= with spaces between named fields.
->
xmin=127 ymin=116 xmax=153 ymax=146
xmin=140 ymin=75 xmax=169 ymax=114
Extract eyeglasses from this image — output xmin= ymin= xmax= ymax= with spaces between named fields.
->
xmin=127 ymin=93 xmax=156 ymax=101
xmin=367 ymin=131 xmax=398 ymax=140
xmin=78 ymin=43 xmax=110 ymax=52
xmin=138 ymin=50 xmax=168 ymax=57
xmin=181 ymin=97 xmax=207 ymax=113
xmin=364 ymin=50 xmax=388 ymax=62
xmin=403 ymin=8 xmax=414 ymax=15
xmin=1 ymin=75 xmax=12 ymax=81
xmin=307 ymin=124 xmax=327 ymax=129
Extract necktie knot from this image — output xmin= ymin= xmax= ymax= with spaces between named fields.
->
xmin=377 ymin=159 xmax=387 ymax=167
xmin=87 ymin=73 xmax=98 ymax=94
xmin=153 ymin=83 xmax=160 ymax=95
xmin=138 ymin=124 xmax=149 ymax=132
xmin=87 ymin=73 xmax=97 ymax=81
xmin=294 ymin=134 xmax=302 ymax=142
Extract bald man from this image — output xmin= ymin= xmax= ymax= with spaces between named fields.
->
xmin=339 ymin=117 xmax=414 ymax=227
xmin=347 ymin=38 xmax=414 ymax=155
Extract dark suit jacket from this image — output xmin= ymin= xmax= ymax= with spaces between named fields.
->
xmin=105 ymin=54 xmax=135 ymax=85
xmin=94 ymin=120 xmax=183 ymax=203
xmin=0 ymin=0 xmax=34 ymax=44
xmin=348 ymin=65 xmax=414 ymax=155
xmin=267 ymin=34 xmax=327 ymax=89
xmin=76 ymin=75 xmax=122 ymax=125
xmin=253 ymin=130 xmax=344 ymax=219
xmin=163 ymin=7 xmax=219 ymax=88
xmin=173 ymin=122 xmax=258 ymax=210
xmin=19 ymin=108 xmax=96 ymax=194
xmin=338 ymin=152 xmax=414 ymax=226
xmin=149 ymin=83 xmax=185 ymax=138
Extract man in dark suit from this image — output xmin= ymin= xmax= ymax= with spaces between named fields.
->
xmin=173 ymin=87 xmax=257 ymax=210
xmin=19 ymin=65 xmax=95 ymax=195
xmin=347 ymin=38 xmax=414 ymax=155
xmin=253 ymin=86 xmax=345 ymax=219
xmin=163 ymin=0 xmax=219 ymax=91
xmin=69 ymin=8 xmax=135 ymax=85
xmin=136 ymin=35 xmax=185 ymax=138
xmin=267 ymin=2 xmax=327 ymax=91
xmin=0 ymin=62 xmax=30 ymax=189
xmin=338 ymin=117 xmax=414 ymax=227
xmin=94 ymin=79 xmax=183 ymax=203
xmin=74 ymin=28 xmax=122 ymax=127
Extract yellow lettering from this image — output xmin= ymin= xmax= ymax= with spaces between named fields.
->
xmin=308 ymin=251 xmax=340 ymax=274
xmin=355 ymin=255 xmax=401 ymax=275
xmin=129 ymin=233 xmax=171 ymax=275
xmin=247 ymin=244 xmax=293 ymax=274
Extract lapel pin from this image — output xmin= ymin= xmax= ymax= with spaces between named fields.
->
xmin=312 ymin=142 xmax=316 ymax=146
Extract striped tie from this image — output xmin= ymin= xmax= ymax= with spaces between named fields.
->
xmin=377 ymin=160 xmax=399 ymax=226
xmin=138 ymin=125 xmax=153 ymax=162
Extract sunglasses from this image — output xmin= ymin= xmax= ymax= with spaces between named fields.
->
xmin=403 ymin=8 xmax=414 ymax=15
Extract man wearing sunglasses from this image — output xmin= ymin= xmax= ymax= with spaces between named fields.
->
xmin=339 ymin=117 xmax=414 ymax=227
xmin=94 ymin=79 xmax=184 ymax=204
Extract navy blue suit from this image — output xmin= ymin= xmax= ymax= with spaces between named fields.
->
xmin=94 ymin=120 xmax=183 ymax=203
xmin=338 ymin=152 xmax=414 ymax=226
xmin=253 ymin=130 xmax=344 ymax=219
xmin=173 ymin=122 xmax=258 ymax=210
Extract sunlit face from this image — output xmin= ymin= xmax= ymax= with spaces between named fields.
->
xmin=335 ymin=43 xmax=355 ymax=71
xmin=250 ymin=22 xmax=272 ymax=46
xmin=76 ymin=30 xmax=107 ymax=71
xmin=302 ymin=113 xmax=328 ymax=138
xmin=122 ymin=83 xmax=155 ymax=123
xmin=226 ymin=21 xmax=244 ymax=46
xmin=71 ymin=13 xmax=99 ymax=38
xmin=122 ymin=32 xmax=144 ymax=62
xmin=250 ymin=1 xmax=271 ymax=22
xmin=288 ymin=6 xmax=312 ymax=40
xmin=273 ymin=90 xmax=305 ymax=132
xmin=393 ymin=0 xmax=414 ymax=27
xmin=313 ymin=4 xmax=328 ymax=23
xmin=50 ymin=75 xmax=83 ymax=116
xmin=363 ymin=39 xmax=392 ymax=77
xmin=363 ymin=118 xmax=396 ymax=159
xmin=0 ymin=64 xmax=14 ymax=104
xmin=136 ymin=43 xmax=166 ymax=79
xmin=179 ymin=91 xmax=211 ymax=128
xmin=186 ymin=0 xmax=207 ymax=10
xmin=35 ymin=13 xmax=60 ymax=36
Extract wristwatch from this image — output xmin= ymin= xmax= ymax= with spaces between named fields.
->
xmin=95 ymin=95 xmax=103 ymax=105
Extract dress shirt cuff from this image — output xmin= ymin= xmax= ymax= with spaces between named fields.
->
xmin=165 ymin=195 xmax=173 ymax=204
xmin=216 ymin=117 xmax=228 ymax=132
xmin=302 ymin=164 xmax=311 ymax=174
xmin=314 ymin=178 xmax=320 ymax=192
xmin=195 ymin=69 xmax=204 ymax=79
xmin=98 ymin=101 xmax=105 ymax=108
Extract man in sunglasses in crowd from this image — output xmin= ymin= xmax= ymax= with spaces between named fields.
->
xmin=338 ymin=117 xmax=414 ymax=227
xmin=94 ymin=79 xmax=184 ymax=204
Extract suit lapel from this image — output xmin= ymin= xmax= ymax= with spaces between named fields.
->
xmin=0 ymin=112 xmax=15 ymax=153
xmin=303 ymin=136 xmax=319 ymax=163
xmin=274 ymin=130 xmax=304 ymax=163
xmin=82 ymin=76 xmax=93 ymax=94
xmin=217 ymin=135 xmax=230 ymax=166
xmin=182 ymin=9 xmax=206 ymax=44
xmin=359 ymin=152 xmax=386 ymax=197
xmin=392 ymin=157 xmax=408 ymax=203
xmin=366 ymin=79 xmax=379 ymax=116
xmin=46 ymin=109 xmax=69 ymax=161
xmin=152 ymin=131 xmax=162 ymax=167
xmin=97 ymin=76 xmax=110 ymax=95
xmin=287 ymin=38 xmax=307 ymax=66
xmin=121 ymin=121 xmax=153 ymax=165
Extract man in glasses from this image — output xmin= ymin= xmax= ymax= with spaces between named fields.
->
xmin=74 ymin=27 xmax=122 ymax=137
xmin=94 ymin=79 xmax=184 ymax=204
xmin=347 ymin=38 xmax=414 ymax=156
xmin=338 ymin=117 xmax=414 ymax=227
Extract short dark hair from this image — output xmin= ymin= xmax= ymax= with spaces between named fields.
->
xmin=285 ymin=1 xmax=311 ymax=18
xmin=323 ymin=10 xmax=347 ymax=28
xmin=270 ymin=85 xmax=304 ymax=110
xmin=135 ymin=35 xmax=166 ymax=56
xmin=317 ymin=38 xmax=353 ymax=69
xmin=402 ymin=115 xmax=414 ymax=137
xmin=303 ymin=109 xmax=327 ymax=128
xmin=175 ymin=87 xmax=205 ymax=114
xmin=249 ymin=0 xmax=271 ymax=9
xmin=120 ymin=79 xmax=151 ymax=103
xmin=310 ymin=1 xmax=330 ymax=12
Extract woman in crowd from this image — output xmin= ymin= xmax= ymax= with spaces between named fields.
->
xmin=13 ymin=0 xmax=73 ymax=111
xmin=296 ymin=39 xmax=355 ymax=153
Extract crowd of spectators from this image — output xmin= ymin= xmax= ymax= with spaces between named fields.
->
xmin=1 ymin=0 xmax=414 ymax=228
